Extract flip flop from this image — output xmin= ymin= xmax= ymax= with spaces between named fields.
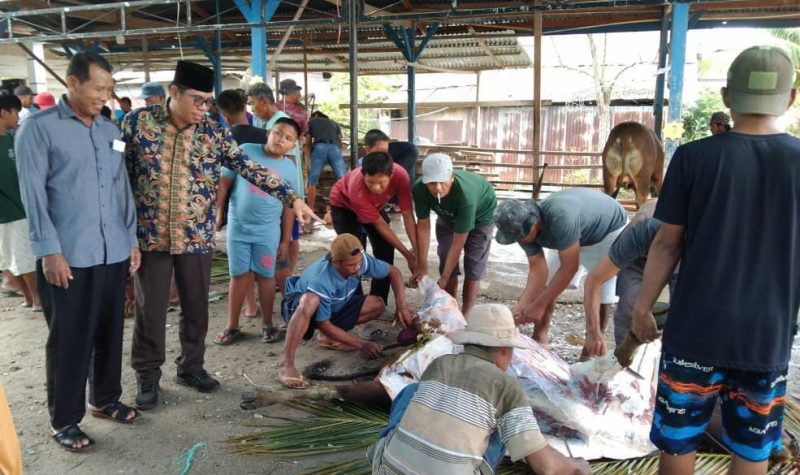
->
xmin=277 ymin=374 xmax=310 ymax=390
xmin=316 ymin=334 xmax=356 ymax=352
xmin=213 ymin=328 xmax=244 ymax=345
xmin=261 ymin=325 xmax=283 ymax=343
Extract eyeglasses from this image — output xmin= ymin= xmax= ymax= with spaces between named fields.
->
xmin=189 ymin=95 xmax=214 ymax=108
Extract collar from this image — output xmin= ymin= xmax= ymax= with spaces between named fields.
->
xmin=57 ymin=94 xmax=100 ymax=125
xmin=463 ymin=345 xmax=496 ymax=364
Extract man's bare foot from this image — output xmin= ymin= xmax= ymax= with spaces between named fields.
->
xmin=277 ymin=366 xmax=311 ymax=390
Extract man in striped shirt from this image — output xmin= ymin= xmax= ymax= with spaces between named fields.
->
xmin=369 ymin=304 xmax=590 ymax=474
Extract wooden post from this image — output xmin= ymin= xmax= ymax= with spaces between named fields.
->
xmin=532 ymin=11 xmax=543 ymax=197
xmin=303 ymin=32 xmax=309 ymax=110
xmin=475 ymin=70 xmax=481 ymax=146
xmin=142 ymin=37 xmax=150 ymax=82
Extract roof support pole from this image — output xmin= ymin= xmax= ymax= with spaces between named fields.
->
xmin=383 ymin=21 xmax=439 ymax=143
xmin=348 ymin=0 xmax=359 ymax=168
xmin=196 ymin=36 xmax=222 ymax=95
xmin=532 ymin=10 xmax=542 ymax=198
xmin=142 ymin=37 xmax=151 ymax=82
xmin=665 ymin=2 xmax=689 ymax=163
xmin=653 ymin=7 xmax=669 ymax=140
xmin=236 ymin=0 xmax=280 ymax=82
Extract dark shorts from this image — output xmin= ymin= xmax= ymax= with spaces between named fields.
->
xmin=435 ymin=219 xmax=494 ymax=281
xmin=650 ymin=352 xmax=787 ymax=462
xmin=280 ymin=292 xmax=366 ymax=340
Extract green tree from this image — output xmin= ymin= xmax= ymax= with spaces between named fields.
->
xmin=316 ymin=73 xmax=402 ymax=143
xmin=681 ymin=88 xmax=726 ymax=142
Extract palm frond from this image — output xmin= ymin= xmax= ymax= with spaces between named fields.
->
xmin=210 ymin=251 xmax=230 ymax=284
xmin=227 ymin=402 xmax=388 ymax=456
xmin=228 ymin=398 xmax=800 ymax=474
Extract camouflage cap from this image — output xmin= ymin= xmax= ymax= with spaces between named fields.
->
xmin=493 ymin=199 xmax=539 ymax=245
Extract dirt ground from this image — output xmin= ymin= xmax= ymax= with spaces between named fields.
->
xmin=1 ymin=217 xmax=798 ymax=474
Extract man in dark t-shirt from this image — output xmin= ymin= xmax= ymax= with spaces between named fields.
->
xmin=307 ymin=111 xmax=346 ymax=212
xmin=632 ymin=46 xmax=800 ymax=473
xmin=581 ymin=215 xmax=678 ymax=358
xmin=217 ymin=89 xmax=267 ymax=145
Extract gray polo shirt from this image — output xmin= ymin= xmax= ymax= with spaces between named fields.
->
xmin=15 ymin=96 xmax=137 ymax=268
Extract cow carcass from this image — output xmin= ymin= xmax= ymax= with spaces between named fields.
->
xmin=602 ymin=122 xmax=664 ymax=209
xmin=378 ymin=277 xmax=660 ymax=460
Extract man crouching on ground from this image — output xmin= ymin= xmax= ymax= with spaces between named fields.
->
xmin=278 ymin=233 xmax=413 ymax=389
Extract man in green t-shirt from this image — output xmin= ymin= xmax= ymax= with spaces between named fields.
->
xmin=0 ymin=95 xmax=40 ymax=310
xmin=411 ymin=153 xmax=496 ymax=316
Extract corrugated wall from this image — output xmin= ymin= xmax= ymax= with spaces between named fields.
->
xmin=391 ymin=105 xmax=656 ymax=188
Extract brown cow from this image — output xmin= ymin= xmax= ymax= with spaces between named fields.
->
xmin=602 ymin=122 xmax=664 ymax=209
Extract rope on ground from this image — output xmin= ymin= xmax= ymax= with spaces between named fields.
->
xmin=178 ymin=442 xmax=207 ymax=475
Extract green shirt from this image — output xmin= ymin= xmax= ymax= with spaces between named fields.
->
xmin=0 ymin=134 xmax=25 ymax=224
xmin=413 ymin=170 xmax=496 ymax=233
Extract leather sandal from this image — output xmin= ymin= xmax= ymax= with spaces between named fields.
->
xmin=52 ymin=425 xmax=95 ymax=453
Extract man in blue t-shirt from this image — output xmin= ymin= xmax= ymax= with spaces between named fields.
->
xmin=632 ymin=46 xmax=800 ymax=473
xmin=277 ymin=233 xmax=412 ymax=389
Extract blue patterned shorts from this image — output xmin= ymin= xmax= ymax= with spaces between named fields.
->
xmin=651 ymin=352 xmax=787 ymax=462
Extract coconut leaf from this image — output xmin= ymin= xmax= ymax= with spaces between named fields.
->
xmin=229 ymin=395 xmax=800 ymax=474
xmin=228 ymin=402 xmax=388 ymax=456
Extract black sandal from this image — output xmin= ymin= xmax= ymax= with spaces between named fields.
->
xmin=261 ymin=325 xmax=283 ymax=343
xmin=52 ymin=425 xmax=95 ymax=453
xmin=89 ymin=401 xmax=140 ymax=424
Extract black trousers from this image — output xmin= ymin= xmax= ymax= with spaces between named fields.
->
xmin=131 ymin=252 xmax=212 ymax=384
xmin=38 ymin=259 xmax=128 ymax=430
xmin=330 ymin=206 xmax=394 ymax=303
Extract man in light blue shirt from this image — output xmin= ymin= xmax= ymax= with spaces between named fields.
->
xmin=15 ymin=52 xmax=141 ymax=452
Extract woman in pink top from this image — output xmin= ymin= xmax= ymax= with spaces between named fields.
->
xmin=328 ymin=152 xmax=417 ymax=302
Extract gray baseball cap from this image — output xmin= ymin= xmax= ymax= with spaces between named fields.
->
xmin=493 ymin=199 xmax=540 ymax=245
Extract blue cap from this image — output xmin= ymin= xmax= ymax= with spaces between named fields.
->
xmin=139 ymin=82 xmax=166 ymax=99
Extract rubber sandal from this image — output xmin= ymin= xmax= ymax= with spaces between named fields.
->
xmin=261 ymin=325 xmax=283 ymax=343
xmin=52 ymin=425 xmax=94 ymax=453
xmin=89 ymin=401 xmax=140 ymax=424
xmin=316 ymin=334 xmax=356 ymax=352
xmin=213 ymin=328 xmax=244 ymax=345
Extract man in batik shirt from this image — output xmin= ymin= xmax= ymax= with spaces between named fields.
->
xmin=122 ymin=61 xmax=317 ymax=410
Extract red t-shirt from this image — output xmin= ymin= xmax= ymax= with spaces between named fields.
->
xmin=329 ymin=163 xmax=413 ymax=223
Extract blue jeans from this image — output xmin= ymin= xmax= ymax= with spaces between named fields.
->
xmin=379 ymin=383 xmax=506 ymax=469
xmin=309 ymin=143 xmax=346 ymax=184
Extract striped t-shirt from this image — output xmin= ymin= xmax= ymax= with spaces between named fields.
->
xmin=371 ymin=346 xmax=546 ymax=474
